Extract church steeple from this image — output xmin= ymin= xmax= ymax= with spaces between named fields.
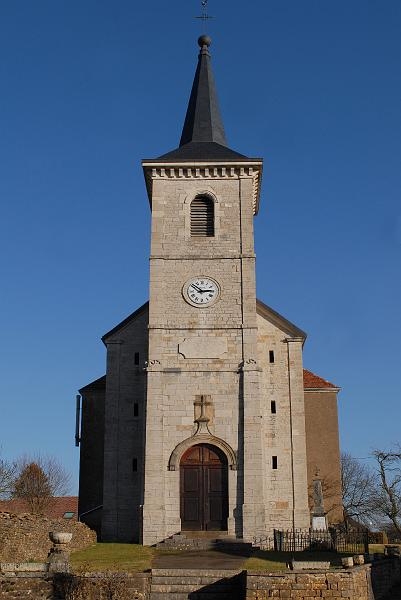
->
xmin=158 ymin=36 xmax=247 ymax=160
xmin=179 ymin=35 xmax=227 ymax=147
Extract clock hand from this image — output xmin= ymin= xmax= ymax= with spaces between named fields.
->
xmin=190 ymin=284 xmax=203 ymax=293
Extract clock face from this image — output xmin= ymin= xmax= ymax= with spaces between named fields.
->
xmin=183 ymin=276 xmax=220 ymax=307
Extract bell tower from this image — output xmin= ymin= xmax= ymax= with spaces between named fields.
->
xmin=141 ymin=36 xmax=266 ymax=545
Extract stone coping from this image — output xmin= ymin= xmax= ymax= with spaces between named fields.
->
xmin=291 ymin=560 xmax=330 ymax=570
xmin=0 ymin=562 xmax=48 ymax=573
xmin=76 ymin=572 xmax=150 ymax=579
xmin=247 ymin=564 xmax=371 ymax=575
xmin=151 ymin=568 xmax=243 ymax=577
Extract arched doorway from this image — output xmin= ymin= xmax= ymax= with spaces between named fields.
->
xmin=180 ymin=443 xmax=228 ymax=531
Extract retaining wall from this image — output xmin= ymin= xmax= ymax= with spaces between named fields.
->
xmin=0 ymin=571 xmax=150 ymax=600
xmin=247 ymin=569 xmax=371 ymax=600
xmin=247 ymin=558 xmax=400 ymax=600
xmin=0 ymin=512 xmax=96 ymax=562
xmin=0 ymin=557 xmax=399 ymax=599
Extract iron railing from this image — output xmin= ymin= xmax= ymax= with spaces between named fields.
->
xmin=253 ymin=528 xmax=370 ymax=554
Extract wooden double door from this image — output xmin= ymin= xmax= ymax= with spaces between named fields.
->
xmin=180 ymin=444 xmax=228 ymax=531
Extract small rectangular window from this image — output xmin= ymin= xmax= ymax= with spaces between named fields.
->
xmin=134 ymin=403 xmax=139 ymax=417
xmin=134 ymin=352 xmax=140 ymax=365
xmin=271 ymin=401 xmax=276 ymax=414
xmin=132 ymin=458 xmax=138 ymax=472
xmin=269 ymin=350 xmax=275 ymax=363
xmin=272 ymin=456 xmax=278 ymax=470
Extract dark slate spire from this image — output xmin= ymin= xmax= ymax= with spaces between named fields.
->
xmin=158 ymin=36 xmax=247 ymax=161
xmin=179 ymin=35 xmax=227 ymax=147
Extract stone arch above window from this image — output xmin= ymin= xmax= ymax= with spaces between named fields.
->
xmin=168 ymin=434 xmax=237 ymax=471
xmin=190 ymin=195 xmax=215 ymax=237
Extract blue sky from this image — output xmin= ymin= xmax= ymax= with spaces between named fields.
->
xmin=0 ymin=1 xmax=400 ymax=494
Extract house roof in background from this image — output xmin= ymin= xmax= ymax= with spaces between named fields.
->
xmin=303 ymin=368 xmax=340 ymax=391
xmin=0 ymin=496 xmax=78 ymax=519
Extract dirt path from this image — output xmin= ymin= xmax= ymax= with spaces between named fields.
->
xmin=152 ymin=549 xmax=246 ymax=570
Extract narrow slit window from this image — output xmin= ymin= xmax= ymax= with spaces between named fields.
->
xmin=134 ymin=352 xmax=140 ymax=365
xmin=269 ymin=350 xmax=275 ymax=363
xmin=271 ymin=401 xmax=276 ymax=414
xmin=272 ymin=456 xmax=278 ymax=470
xmin=190 ymin=196 xmax=214 ymax=237
xmin=132 ymin=458 xmax=138 ymax=472
xmin=134 ymin=403 xmax=139 ymax=417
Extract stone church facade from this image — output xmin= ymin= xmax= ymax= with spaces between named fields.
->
xmin=77 ymin=36 xmax=342 ymax=545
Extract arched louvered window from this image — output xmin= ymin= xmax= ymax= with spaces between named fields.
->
xmin=190 ymin=196 xmax=214 ymax=237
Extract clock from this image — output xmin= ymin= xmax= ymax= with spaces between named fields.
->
xmin=183 ymin=276 xmax=220 ymax=307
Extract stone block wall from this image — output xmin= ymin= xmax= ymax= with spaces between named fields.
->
xmin=247 ymin=560 xmax=400 ymax=600
xmin=101 ymin=305 xmax=149 ymax=543
xmin=257 ymin=313 xmax=309 ymax=533
xmin=247 ymin=569 xmax=369 ymax=599
xmin=0 ymin=560 xmax=399 ymax=599
xmin=54 ymin=573 xmax=150 ymax=599
xmin=0 ymin=574 xmax=56 ymax=600
xmin=0 ymin=572 xmax=150 ymax=600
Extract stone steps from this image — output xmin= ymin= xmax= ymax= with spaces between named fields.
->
xmin=215 ymin=539 xmax=254 ymax=556
xmin=155 ymin=532 xmax=254 ymax=555
xmin=156 ymin=532 xmax=219 ymax=551
xmin=150 ymin=592 xmax=234 ymax=600
xmin=150 ymin=592 xmax=233 ymax=600
xmin=157 ymin=534 xmax=217 ymax=551
xmin=150 ymin=569 xmax=245 ymax=600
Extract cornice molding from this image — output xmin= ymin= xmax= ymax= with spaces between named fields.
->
xmin=142 ymin=161 xmax=262 ymax=215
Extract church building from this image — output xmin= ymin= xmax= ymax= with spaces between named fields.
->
xmin=77 ymin=35 xmax=342 ymax=545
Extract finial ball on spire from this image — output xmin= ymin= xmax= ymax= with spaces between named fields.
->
xmin=198 ymin=35 xmax=212 ymax=48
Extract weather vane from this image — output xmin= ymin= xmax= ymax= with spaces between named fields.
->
xmin=195 ymin=0 xmax=213 ymax=27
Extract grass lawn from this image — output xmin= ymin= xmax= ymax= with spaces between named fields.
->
xmin=245 ymin=550 xmax=346 ymax=572
xmin=71 ymin=545 xmax=345 ymax=573
xmin=369 ymin=544 xmax=385 ymax=554
xmin=70 ymin=543 xmax=385 ymax=574
xmin=70 ymin=543 xmax=155 ymax=573
xmin=71 ymin=543 xmax=191 ymax=573
xmin=245 ymin=544 xmax=385 ymax=572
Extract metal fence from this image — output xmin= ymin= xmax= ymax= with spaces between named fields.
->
xmin=253 ymin=528 xmax=370 ymax=554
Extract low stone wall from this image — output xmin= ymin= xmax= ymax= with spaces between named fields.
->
xmin=247 ymin=558 xmax=400 ymax=600
xmin=0 ymin=572 xmax=150 ymax=600
xmin=0 ymin=573 xmax=57 ymax=600
xmin=247 ymin=569 xmax=370 ymax=600
xmin=0 ymin=557 xmax=399 ymax=599
xmin=54 ymin=573 xmax=150 ymax=599
xmin=0 ymin=512 xmax=96 ymax=562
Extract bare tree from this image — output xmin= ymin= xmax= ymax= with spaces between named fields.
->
xmin=341 ymin=452 xmax=377 ymax=527
xmin=372 ymin=448 xmax=401 ymax=537
xmin=0 ymin=453 xmax=16 ymax=499
xmin=12 ymin=455 xmax=71 ymax=514
xmin=13 ymin=462 xmax=52 ymax=513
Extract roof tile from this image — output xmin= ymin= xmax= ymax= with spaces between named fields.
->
xmin=303 ymin=368 xmax=338 ymax=390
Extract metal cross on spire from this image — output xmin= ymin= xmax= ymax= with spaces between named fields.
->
xmin=195 ymin=0 xmax=213 ymax=27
